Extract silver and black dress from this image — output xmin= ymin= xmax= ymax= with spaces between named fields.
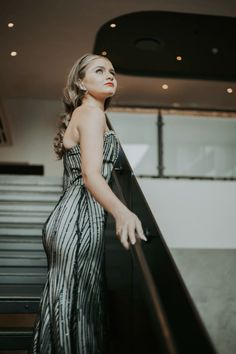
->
xmin=29 ymin=130 xmax=120 ymax=354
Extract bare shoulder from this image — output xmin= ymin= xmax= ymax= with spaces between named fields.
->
xmin=72 ymin=106 xmax=106 ymax=131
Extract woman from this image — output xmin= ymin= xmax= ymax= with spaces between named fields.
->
xmin=29 ymin=53 xmax=147 ymax=354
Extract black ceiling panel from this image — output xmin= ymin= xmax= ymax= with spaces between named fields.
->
xmin=93 ymin=11 xmax=236 ymax=81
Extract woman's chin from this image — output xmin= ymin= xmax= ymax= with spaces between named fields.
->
xmin=101 ymin=91 xmax=116 ymax=99
xmin=91 ymin=90 xmax=116 ymax=100
xmin=106 ymin=88 xmax=116 ymax=96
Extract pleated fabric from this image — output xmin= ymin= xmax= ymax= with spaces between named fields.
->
xmin=28 ymin=130 xmax=120 ymax=354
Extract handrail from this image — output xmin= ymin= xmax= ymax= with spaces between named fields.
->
xmin=111 ymin=170 xmax=178 ymax=354
xmin=106 ymin=114 xmax=218 ymax=354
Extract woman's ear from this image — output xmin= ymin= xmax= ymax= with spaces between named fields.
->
xmin=77 ymin=79 xmax=87 ymax=91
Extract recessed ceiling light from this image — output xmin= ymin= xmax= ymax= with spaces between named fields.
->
xmin=10 ymin=51 xmax=17 ymax=56
xmin=227 ymin=88 xmax=233 ymax=93
xmin=110 ymin=23 xmax=116 ymax=28
xmin=135 ymin=38 xmax=161 ymax=51
xmin=176 ymin=56 xmax=182 ymax=61
xmin=211 ymin=47 xmax=219 ymax=54
xmin=162 ymin=84 xmax=168 ymax=90
xmin=8 ymin=22 xmax=14 ymax=28
xmin=101 ymin=51 xmax=107 ymax=56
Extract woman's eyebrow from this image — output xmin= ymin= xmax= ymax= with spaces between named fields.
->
xmin=94 ymin=65 xmax=116 ymax=72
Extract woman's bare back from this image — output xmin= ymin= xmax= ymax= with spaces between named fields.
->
xmin=63 ymin=106 xmax=110 ymax=150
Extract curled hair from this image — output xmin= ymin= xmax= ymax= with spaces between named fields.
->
xmin=53 ymin=53 xmax=113 ymax=159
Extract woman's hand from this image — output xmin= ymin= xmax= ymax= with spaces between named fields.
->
xmin=115 ymin=208 xmax=147 ymax=250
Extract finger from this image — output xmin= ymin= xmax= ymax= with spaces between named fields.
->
xmin=123 ymin=242 xmax=130 ymax=251
xmin=116 ymin=228 xmax=121 ymax=239
xmin=122 ymin=240 xmax=130 ymax=250
xmin=120 ymin=229 xmax=130 ymax=250
xmin=128 ymin=225 xmax=136 ymax=245
xmin=141 ymin=233 xmax=148 ymax=241
xmin=135 ymin=219 xmax=147 ymax=241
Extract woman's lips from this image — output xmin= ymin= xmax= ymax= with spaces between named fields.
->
xmin=104 ymin=83 xmax=114 ymax=86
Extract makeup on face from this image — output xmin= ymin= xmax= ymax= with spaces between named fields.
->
xmin=82 ymin=59 xmax=117 ymax=97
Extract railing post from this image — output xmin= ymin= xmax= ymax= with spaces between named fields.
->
xmin=157 ymin=109 xmax=164 ymax=177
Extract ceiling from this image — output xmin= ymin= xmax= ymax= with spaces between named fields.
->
xmin=1 ymin=0 xmax=236 ymax=112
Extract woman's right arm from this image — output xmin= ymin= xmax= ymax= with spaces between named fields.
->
xmin=73 ymin=106 xmax=147 ymax=250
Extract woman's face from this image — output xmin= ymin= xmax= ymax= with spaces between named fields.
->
xmin=81 ymin=57 xmax=117 ymax=100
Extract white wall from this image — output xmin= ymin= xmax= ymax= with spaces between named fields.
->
xmin=1 ymin=101 xmax=236 ymax=249
xmin=1 ymin=98 xmax=63 ymax=176
xmin=108 ymin=111 xmax=236 ymax=249
xmin=137 ymin=178 xmax=236 ymax=249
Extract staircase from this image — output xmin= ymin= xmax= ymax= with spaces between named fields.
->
xmin=0 ymin=171 xmax=218 ymax=354
xmin=0 ymin=174 xmax=63 ymax=352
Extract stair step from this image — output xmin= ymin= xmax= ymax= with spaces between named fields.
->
xmin=0 ymin=194 xmax=60 ymax=202
xmin=0 ymin=251 xmax=46 ymax=258
xmin=0 ymin=175 xmax=74 ymax=330
xmin=0 ymin=216 xmax=48 ymax=224
xmin=0 ymin=328 xmax=33 ymax=350
xmin=0 ymin=184 xmax=62 ymax=193
xmin=0 ymin=268 xmax=46 ymax=274
xmin=0 ymin=241 xmax=44 ymax=251
xmin=0 ymin=274 xmax=46 ymax=284
xmin=0 ymin=174 xmax=62 ymax=186
xmin=0 ymin=228 xmax=42 ymax=236
xmin=0 ymin=223 xmax=44 ymax=230
xmin=0 ymin=204 xmax=54 ymax=213
xmin=0 ymin=299 xmax=40 ymax=313
xmin=0 ymin=328 xmax=33 ymax=334
xmin=0 ymin=234 xmax=42 ymax=241
xmin=0 ymin=284 xmax=43 ymax=298
xmin=0 ymin=258 xmax=47 ymax=267
xmin=0 ymin=236 xmax=42 ymax=242
xmin=0 ymin=212 xmax=50 ymax=220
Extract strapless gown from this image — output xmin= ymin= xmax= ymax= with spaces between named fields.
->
xmin=28 ymin=130 xmax=120 ymax=354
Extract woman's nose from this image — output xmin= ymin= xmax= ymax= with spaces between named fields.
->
xmin=106 ymin=72 xmax=113 ymax=80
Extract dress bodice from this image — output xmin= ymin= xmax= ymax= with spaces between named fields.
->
xmin=62 ymin=130 xmax=120 ymax=191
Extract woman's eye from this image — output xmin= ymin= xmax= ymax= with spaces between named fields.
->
xmin=96 ymin=69 xmax=103 ymax=73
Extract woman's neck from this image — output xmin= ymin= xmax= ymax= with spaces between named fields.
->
xmin=82 ymin=95 xmax=105 ymax=111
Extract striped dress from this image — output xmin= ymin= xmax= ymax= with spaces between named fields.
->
xmin=29 ymin=130 xmax=120 ymax=354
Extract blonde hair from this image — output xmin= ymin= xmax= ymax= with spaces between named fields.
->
xmin=53 ymin=53 xmax=113 ymax=159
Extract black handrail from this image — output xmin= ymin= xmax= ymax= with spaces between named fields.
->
xmin=112 ymin=170 xmax=177 ymax=354
xmin=106 ymin=114 xmax=218 ymax=354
